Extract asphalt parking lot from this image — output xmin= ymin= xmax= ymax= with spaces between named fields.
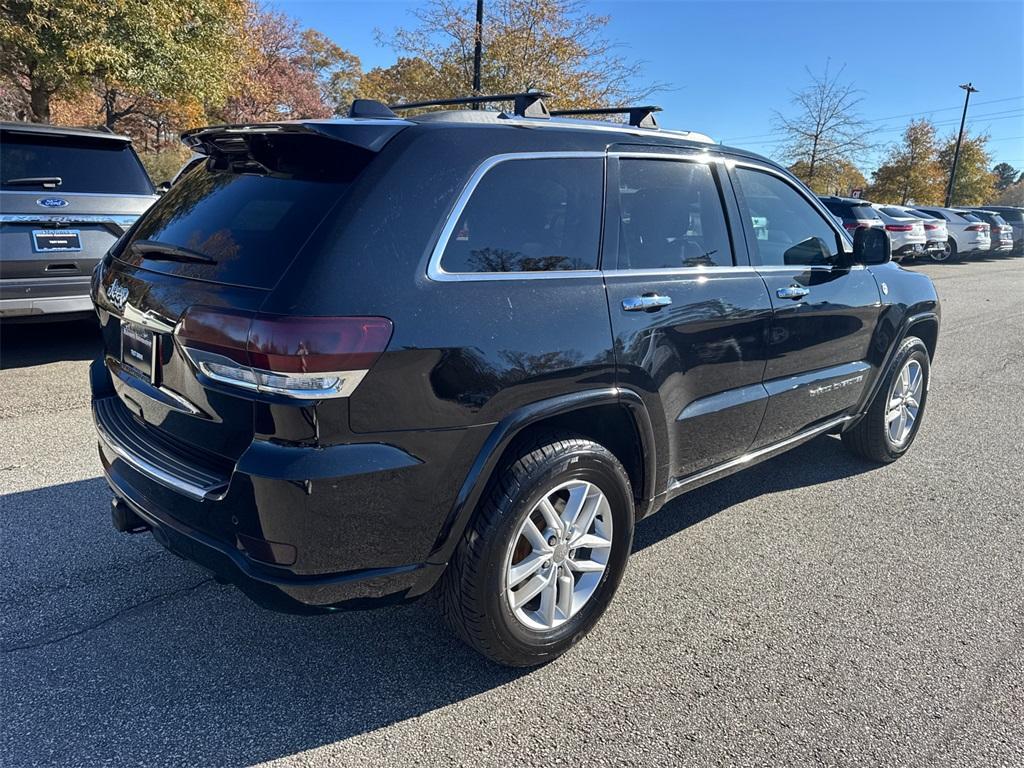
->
xmin=1 ymin=254 xmax=1022 ymax=767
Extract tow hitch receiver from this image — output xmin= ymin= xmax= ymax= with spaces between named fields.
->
xmin=111 ymin=497 xmax=150 ymax=534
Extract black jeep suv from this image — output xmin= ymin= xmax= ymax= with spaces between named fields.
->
xmin=90 ymin=95 xmax=939 ymax=667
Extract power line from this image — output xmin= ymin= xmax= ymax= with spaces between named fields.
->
xmin=719 ymin=94 xmax=1024 ymax=143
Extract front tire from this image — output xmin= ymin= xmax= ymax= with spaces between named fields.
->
xmin=438 ymin=434 xmax=634 ymax=667
xmin=842 ymin=337 xmax=930 ymax=463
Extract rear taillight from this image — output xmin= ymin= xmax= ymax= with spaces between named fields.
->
xmin=965 ymin=224 xmax=988 ymax=232
xmin=885 ymin=224 xmax=914 ymax=232
xmin=175 ymin=307 xmax=393 ymax=399
xmin=924 ymin=223 xmax=938 ymax=230
xmin=844 ymin=222 xmax=866 ymax=231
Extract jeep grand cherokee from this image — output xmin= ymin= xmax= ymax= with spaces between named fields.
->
xmin=90 ymin=95 xmax=939 ymax=667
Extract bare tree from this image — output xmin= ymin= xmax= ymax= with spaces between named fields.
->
xmin=773 ymin=61 xmax=875 ymax=189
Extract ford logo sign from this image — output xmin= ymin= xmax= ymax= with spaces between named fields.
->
xmin=37 ymin=198 xmax=69 ymax=208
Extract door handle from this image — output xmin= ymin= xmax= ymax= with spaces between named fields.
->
xmin=622 ymin=294 xmax=673 ymax=312
xmin=776 ymin=285 xmax=810 ymax=300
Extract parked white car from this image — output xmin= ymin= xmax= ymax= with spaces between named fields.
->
xmin=959 ymin=209 xmax=1014 ymax=253
xmin=871 ymin=205 xmax=927 ymax=262
xmin=878 ymin=205 xmax=949 ymax=262
xmin=912 ymin=206 xmax=990 ymax=261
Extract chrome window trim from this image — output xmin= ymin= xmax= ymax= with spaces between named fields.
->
xmin=426 ymin=151 xmax=607 ymax=282
xmin=729 ymin=159 xmax=855 ymax=260
xmin=603 ymin=265 xmax=758 ymax=278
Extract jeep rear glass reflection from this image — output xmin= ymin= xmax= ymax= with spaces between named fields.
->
xmin=116 ymin=135 xmax=373 ymax=289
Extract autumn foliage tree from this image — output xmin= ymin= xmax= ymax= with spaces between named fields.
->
xmin=867 ymin=119 xmax=944 ymax=205
xmin=363 ymin=0 xmax=664 ymax=110
xmin=938 ymin=132 xmax=996 ymax=207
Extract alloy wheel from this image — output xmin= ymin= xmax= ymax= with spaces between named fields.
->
xmin=886 ymin=359 xmax=923 ymax=447
xmin=503 ymin=480 xmax=613 ymax=631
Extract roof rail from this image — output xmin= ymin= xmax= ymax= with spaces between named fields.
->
xmin=389 ymin=91 xmax=552 ymax=119
xmin=549 ymin=105 xmax=662 ymax=129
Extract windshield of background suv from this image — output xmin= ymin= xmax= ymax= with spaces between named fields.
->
xmin=881 ymin=206 xmax=911 ymax=218
xmin=0 ymin=131 xmax=153 ymax=194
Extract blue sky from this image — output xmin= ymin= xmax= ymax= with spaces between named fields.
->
xmin=271 ymin=0 xmax=1024 ymax=174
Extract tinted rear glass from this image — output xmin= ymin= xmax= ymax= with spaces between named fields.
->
xmin=0 ymin=131 xmax=153 ymax=194
xmin=881 ymin=206 xmax=909 ymax=217
xmin=822 ymin=200 xmax=880 ymax=220
xmin=994 ymin=209 xmax=1022 ymax=223
xmin=117 ymin=135 xmax=372 ymax=289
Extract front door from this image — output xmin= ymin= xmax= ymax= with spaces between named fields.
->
xmin=729 ymin=164 xmax=882 ymax=447
xmin=604 ymin=153 xmax=773 ymax=483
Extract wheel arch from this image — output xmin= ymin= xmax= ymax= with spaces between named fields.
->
xmin=425 ymin=387 xmax=658 ymax=568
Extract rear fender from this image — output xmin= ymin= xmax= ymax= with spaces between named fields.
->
xmin=424 ymin=387 xmax=658 ymax=569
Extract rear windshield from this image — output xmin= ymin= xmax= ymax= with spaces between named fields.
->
xmin=822 ymin=200 xmax=880 ymax=220
xmin=881 ymin=206 xmax=910 ymax=217
xmin=0 ymin=131 xmax=153 ymax=194
xmin=994 ymin=209 xmax=1022 ymax=223
xmin=117 ymin=135 xmax=371 ymax=289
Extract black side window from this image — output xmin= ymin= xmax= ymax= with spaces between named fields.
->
xmin=735 ymin=167 xmax=841 ymax=267
xmin=439 ymin=157 xmax=603 ymax=273
xmin=616 ymin=159 xmax=733 ymax=269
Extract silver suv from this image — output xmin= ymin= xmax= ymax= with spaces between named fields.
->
xmin=0 ymin=123 xmax=156 ymax=320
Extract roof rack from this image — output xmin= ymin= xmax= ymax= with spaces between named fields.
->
xmin=389 ymin=91 xmax=552 ymax=119
xmin=549 ymin=105 xmax=662 ymax=129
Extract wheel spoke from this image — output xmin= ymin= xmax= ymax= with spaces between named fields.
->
xmin=509 ymin=551 xmax=549 ymax=588
xmin=537 ymin=497 xmax=561 ymax=534
xmin=538 ymin=570 xmax=558 ymax=627
xmin=556 ymin=569 xmax=573 ymax=618
xmin=512 ymin=571 xmax=550 ymax=609
xmin=566 ymin=557 xmax=605 ymax=573
xmin=904 ymin=396 xmax=919 ymax=411
xmin=886 ymin=406 xmax=902 ymax=425
xmin=570 ymin=533 xmax=612 ymax=551
xmin=520 ymin=517 xmax=549 ymax=551
xmin=571 ymin=489 xmax=602 ymax=538
xmin=559 ymin=483 xmax=590 ymax=532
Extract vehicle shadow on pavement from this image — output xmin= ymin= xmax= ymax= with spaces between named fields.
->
xmin=0 ymin=435 xmax=876 ymax=766
xmin=634 ymin=434 xmax=877 ymax=552
xmin=0 ymin=317 xmax=102 ymax=369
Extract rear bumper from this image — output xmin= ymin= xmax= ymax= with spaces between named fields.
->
xmin=91 ymin=361 xmax=458 ymax=613
xmin=0 ymin=277 xmax=93 ymax=317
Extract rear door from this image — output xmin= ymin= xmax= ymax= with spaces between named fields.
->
xmin=729 ymin=162 xmax=882 ymax=447
xmin=604 ymin=151 xmax=773 ymax=481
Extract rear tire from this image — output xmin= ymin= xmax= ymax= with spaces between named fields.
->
xmin=842 ymin=336 xmax=930 ymax=463
xmin=930 ymin=240 xmax=953 ymax=262
xmin=437 ymin=433 xmax=634 ymax=667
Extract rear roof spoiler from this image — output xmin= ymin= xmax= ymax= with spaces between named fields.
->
xmin=180 ymin=119 xmax=412 ymax=157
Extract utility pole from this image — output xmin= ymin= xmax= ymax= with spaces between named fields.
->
xmin=471 ymin=0 xmax=483 ymax=109
xmin=944 ymin=82 xmax=978 ymax=207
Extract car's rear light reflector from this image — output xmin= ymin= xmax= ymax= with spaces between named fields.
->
xmin=885 ymin=224 xmax=913 ymax=232
xmin=924 ymin=223 xmax=939 ymax=230
xmin=175 ymin=307 xmax=393 ymax=399
xmin=965 ymin=224 xmax=987 ymax=232
xmin=844 ymin=222 xmax=864 ymax=230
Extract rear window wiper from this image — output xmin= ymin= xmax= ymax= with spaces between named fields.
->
xmin=130 ymin=239 xmax=217 ymax=264
xmin=4 ymin=176 xmax=63 ymax=188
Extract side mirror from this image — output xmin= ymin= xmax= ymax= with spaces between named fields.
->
xmin=852 ymin=226 xmax=890 ymax=265
xmin=157 ymin=181 xmax=172 ymax=194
